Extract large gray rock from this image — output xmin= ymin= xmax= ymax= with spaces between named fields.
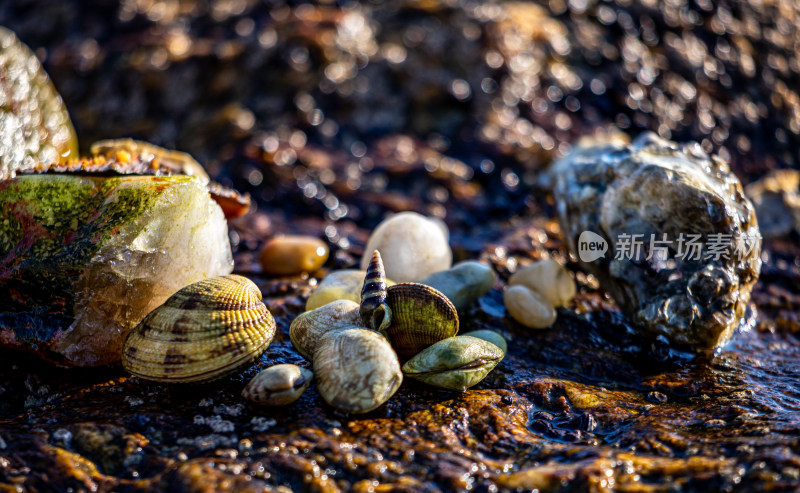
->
xmin=553 ymin=133 xmax=761 ymax=352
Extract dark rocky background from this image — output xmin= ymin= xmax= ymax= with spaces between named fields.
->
xmin=1 ymin=0 xmax=800 ymax=491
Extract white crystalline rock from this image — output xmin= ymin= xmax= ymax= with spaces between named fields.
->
xmin=360 ymin=211 xmax=452 ymax=283
xmin=57 ymin=177 xmax=233 ymax=366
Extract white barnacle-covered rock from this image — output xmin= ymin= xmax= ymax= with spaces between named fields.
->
xmin=360 ymin=212 xmax=452 ymax=282
xmin=553 ymin=132 xmax=761 ymax=352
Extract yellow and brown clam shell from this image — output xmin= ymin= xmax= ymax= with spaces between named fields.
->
xmin=122 ymin=275 xmax=275 ymax=383
xmin=385 ymin=283 xmax=459 ymax=360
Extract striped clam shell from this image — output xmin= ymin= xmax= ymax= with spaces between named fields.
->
xmin=360 ymin=250 xmax=392 ymax=334
xmin=122 ymin=275 xmax=275 ymax=383
xmin=385 ymin=283 xmax=459 ymax=360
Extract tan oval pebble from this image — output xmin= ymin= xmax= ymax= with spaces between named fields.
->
xmin=509 ymin=259 xmax=575 ymax=307
xmin=259 ymin=235 xmax=329 ymax=276
xmin=504 ymin=285 xmax=557 ymax=329
xmin=289 ymin=300 xmax=362 ymax=360
xmin=242 ymin=364 xmax=312 ymax=406
xmin=306 ymin=269 xmax=396 ymax=311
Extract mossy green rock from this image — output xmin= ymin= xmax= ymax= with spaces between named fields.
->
xmin=0 ymin=174 xmax=233 ymax=366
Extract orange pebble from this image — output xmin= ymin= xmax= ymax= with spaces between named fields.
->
xmin=259 ymin=235 xmax=329 ymax=276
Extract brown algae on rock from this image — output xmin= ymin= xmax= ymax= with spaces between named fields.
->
xmin=553 ymin=133 xmax=761 ymax=352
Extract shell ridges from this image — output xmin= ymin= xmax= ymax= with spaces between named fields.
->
xmin=122 ymin=275 xmax=276 ymax=383
xmin=385 ymin=282 xmax=459 ymax=359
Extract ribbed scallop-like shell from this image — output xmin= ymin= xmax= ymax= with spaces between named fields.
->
xmin=289 ymin=299 xmax=362 ymax=361
xmin=401 ymin=336 xmax=503 ymax=392
xmin=385 ymin=283 xmax=459 ymax=359
xmin=122 ymin=275 xmax=275 ymax=383
xmin=313 ymin=326 xmax=402 ymax=414
xmin=242 ymin=364 xmax=312 ymax=406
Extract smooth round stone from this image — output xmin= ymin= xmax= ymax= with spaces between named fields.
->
xmin=260 ymin=235 xmax=329 ymax=276
xmin=360 ymin=212 xmax=452 ymax=282
xmin=418 ymin=261 xmax=496 ymax=311
xmin=306 ymin=270 xmax=396 ymax=311
xmin=462 ymin=330 xmax=507 ymax=354
xmin=509 ymin=259 xmax=575 ymax=307
xmin=504 ymin=285 xmax=557 ymax=329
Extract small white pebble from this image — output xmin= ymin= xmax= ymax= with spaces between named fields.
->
xmin=52 ymin=428 xmax=72 ymax=444
xmin=504 ymin=285 xmax=557 ymax=329
xmin=509 ymin=258 xmax=575 ymax=307
xmin=213 ymin=404 xmax=244 ymax=416
xmin=360 ymin=212 xmax=452 ymax=282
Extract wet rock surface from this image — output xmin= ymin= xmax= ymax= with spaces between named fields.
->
xmin=2 ymin=0 xmax=800 ymax=491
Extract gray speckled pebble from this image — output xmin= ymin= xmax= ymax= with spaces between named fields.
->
xmin=418 ymin=261 xmax=496 ymax=311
